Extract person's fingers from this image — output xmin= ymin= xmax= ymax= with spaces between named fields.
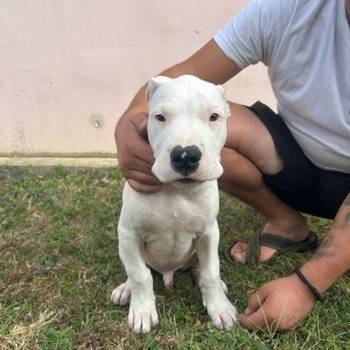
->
xmin=238 ymin=288 xmax=271 ymax=329
xmin=125 ymin=169 xmax=162 ymax=186
xmin=239 ymin=284 xmax=280 ymax=330
xmin=126 ymin=135 xmax=154 ymax=164
xmin=137 ymin=119 xmax=148 ymax=140
xmin=238 ymin=306 xmax=269 ymax=330
xmin=123 ymin=156 xmax=154 ymax=175
xmin=117 ymin=112 xmax=154 ymax=164
xmin=130 ymin=113 xmax=152 ymax=156
xmin=244 ymin=290 xmax=267 ymax=316
xmin=117 ymin=134 xmax=155 ymax=175
xmin=115 ymin=112 xmax=159 ymax=190
xmin=127 ymin=179 xmax=164 ymax=193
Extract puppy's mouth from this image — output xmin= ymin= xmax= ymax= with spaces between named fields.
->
xmin=177 ymin=178 xmax=199 ymax=184
xmin=172 ymin=178 xmax=208 ymax=186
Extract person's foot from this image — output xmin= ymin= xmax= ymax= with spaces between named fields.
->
xmin=230 ymin=213 xmax=309 ymax=264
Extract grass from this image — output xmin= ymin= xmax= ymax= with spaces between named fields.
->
xmin=0 ymin=166 xmax=349 ymax=349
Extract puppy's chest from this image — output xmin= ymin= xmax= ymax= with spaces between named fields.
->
xmin=151 ymin=200 xmax=204 ymax=230
xmin=122 ymin=183 xmax=219 ymax=236
xmin=141 ymin=194 xmax=215 ymax=235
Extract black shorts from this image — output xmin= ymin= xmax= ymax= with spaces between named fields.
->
xmin=247 ymin=101 xmax=350 ymax=219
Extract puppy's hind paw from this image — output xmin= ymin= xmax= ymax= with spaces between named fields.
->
xmin=111 ymin=281 xmax=131 ymax=306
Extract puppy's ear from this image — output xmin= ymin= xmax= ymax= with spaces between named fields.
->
xmin=216 ymin=84 xmax=231 ymax=118
xmin=216 ymin=84 xmax=225 ymax=96
xmin=224 ymin=101 xmax=231 ymax=118
xmin=146 ymin=76 xmax=172 ymax=102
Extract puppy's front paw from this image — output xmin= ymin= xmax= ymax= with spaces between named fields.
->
xmin=206 ymin=295 xmax=237 ymax=331
xmin=221 ymin=279 xmax=228 ymax=294
xmin=128 ymin=301 xmax=159 ymax=334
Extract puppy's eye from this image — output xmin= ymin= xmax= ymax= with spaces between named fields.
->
xmin=155 ymin=114 xmax=166 ymax=122
xmin=209 ymin=113 xmax=219 ymax=122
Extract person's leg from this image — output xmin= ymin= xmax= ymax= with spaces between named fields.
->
xmin=220 ymin=103 xmax=310 ymax=263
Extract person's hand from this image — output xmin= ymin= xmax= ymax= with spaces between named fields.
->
xmin=115 ymin=111 xmax=163 ymax=193
xmin=238 ymin=274 xmax=315 ymax=331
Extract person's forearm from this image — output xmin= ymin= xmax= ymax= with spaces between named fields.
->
xmin=123 ymin=39 xmax=241 ymax=117
xmin=300 ymin=227 xmax=350 ymax=293
xmin=299 ymin=195 xmax=350 ymax=293
xmin=125 ymin=63 xmax=190 ymax=115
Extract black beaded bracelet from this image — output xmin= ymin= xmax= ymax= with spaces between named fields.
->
xmin=294 ymin=268 xmax=323 ymax=302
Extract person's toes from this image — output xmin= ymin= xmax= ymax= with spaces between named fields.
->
xmin=230 ymin=242 xmax=278 ymax=264
xmin=259 ymin=246 xmax=278 ymax=262
xmin=230 ymin=242 xmax=248 ymax=264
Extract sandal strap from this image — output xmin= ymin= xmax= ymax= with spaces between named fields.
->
xmin=245 ymin=232 xmax=317 ymax=266
xmin=226 ymin=231 xmax=319 ymax=267
xmin=258 ymin=233 xmax=302 ymax=250
xmin=245 ymin=232 xmax=261 ymax=266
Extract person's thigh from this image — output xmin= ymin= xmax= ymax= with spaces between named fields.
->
xmin=226 ymin=102 xmax=283 ymax=175
xmin=225 ymin=101 xmax=326 ymax=217
xmin=317 ymin=170 xmax=350 ymax=219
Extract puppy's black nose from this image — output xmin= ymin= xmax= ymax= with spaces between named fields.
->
xmin=170 ymin=145 xmax=202 ymax=176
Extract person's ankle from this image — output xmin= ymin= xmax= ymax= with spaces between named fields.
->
xmin=264 ymin=214 xmax=308 ymax=240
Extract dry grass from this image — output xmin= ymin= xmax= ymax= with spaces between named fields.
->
xmin=1 ymin=310 xmax=59 ymax=350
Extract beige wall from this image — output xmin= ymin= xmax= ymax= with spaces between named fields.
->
xmin=0 ymin=0 xmax=275 ymax=156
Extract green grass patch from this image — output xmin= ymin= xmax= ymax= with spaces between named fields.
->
xmin=0 ymin=166 xmax=349 ymax=349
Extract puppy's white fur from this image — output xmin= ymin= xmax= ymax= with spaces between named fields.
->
xmin=111 ymin=75 xmax=237 ymax=333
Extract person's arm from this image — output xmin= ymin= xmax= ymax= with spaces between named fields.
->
xmin=115 ymin=39 xmax=240 ymax=192
xmin=299 ymin=194 xmax=350 ymax=293
xmin=239 ymin=193 xmax=350 ymax=330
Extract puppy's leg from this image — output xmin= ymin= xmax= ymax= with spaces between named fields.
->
xmin=111 ymin=226 xmax=159 ymax=334
xmin=196 ymin=221 xmax=237 ymax=331
xmin=186 ymin=255 xmax=228 ymax=294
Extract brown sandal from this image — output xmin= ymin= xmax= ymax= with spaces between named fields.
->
xmin=225 ymin=231 xmax=319 ymax=266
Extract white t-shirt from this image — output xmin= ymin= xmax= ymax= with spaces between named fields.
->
xmin=214 ymin=0 xmax=350 ymax=173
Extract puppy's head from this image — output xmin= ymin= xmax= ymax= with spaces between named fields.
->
xmin=146 ymin=75 xmax=230 ymax=183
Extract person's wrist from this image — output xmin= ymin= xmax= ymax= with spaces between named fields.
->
xmin=299 ymin=260 xmax=339 ymax=295
xmin=288 ymin=273 xmax=317 ymax=306
xmin=294 ymin=268 xmax=323 ymax=302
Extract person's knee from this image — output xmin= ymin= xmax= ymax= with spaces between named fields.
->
xmin=225 ymin=102 xmax=283 ymax=175
xmin=219 ymin=147 xmax=264 ymax=192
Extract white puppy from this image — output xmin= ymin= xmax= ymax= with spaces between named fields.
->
xmin=111 ymin=75 xmax=237 ymax=333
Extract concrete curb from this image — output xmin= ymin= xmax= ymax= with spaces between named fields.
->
xmin=0 ymin=157 xmax=118 ymax=168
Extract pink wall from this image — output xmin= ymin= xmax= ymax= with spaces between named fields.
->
xmin=0 ymin=0 xmax=275 ymax=156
